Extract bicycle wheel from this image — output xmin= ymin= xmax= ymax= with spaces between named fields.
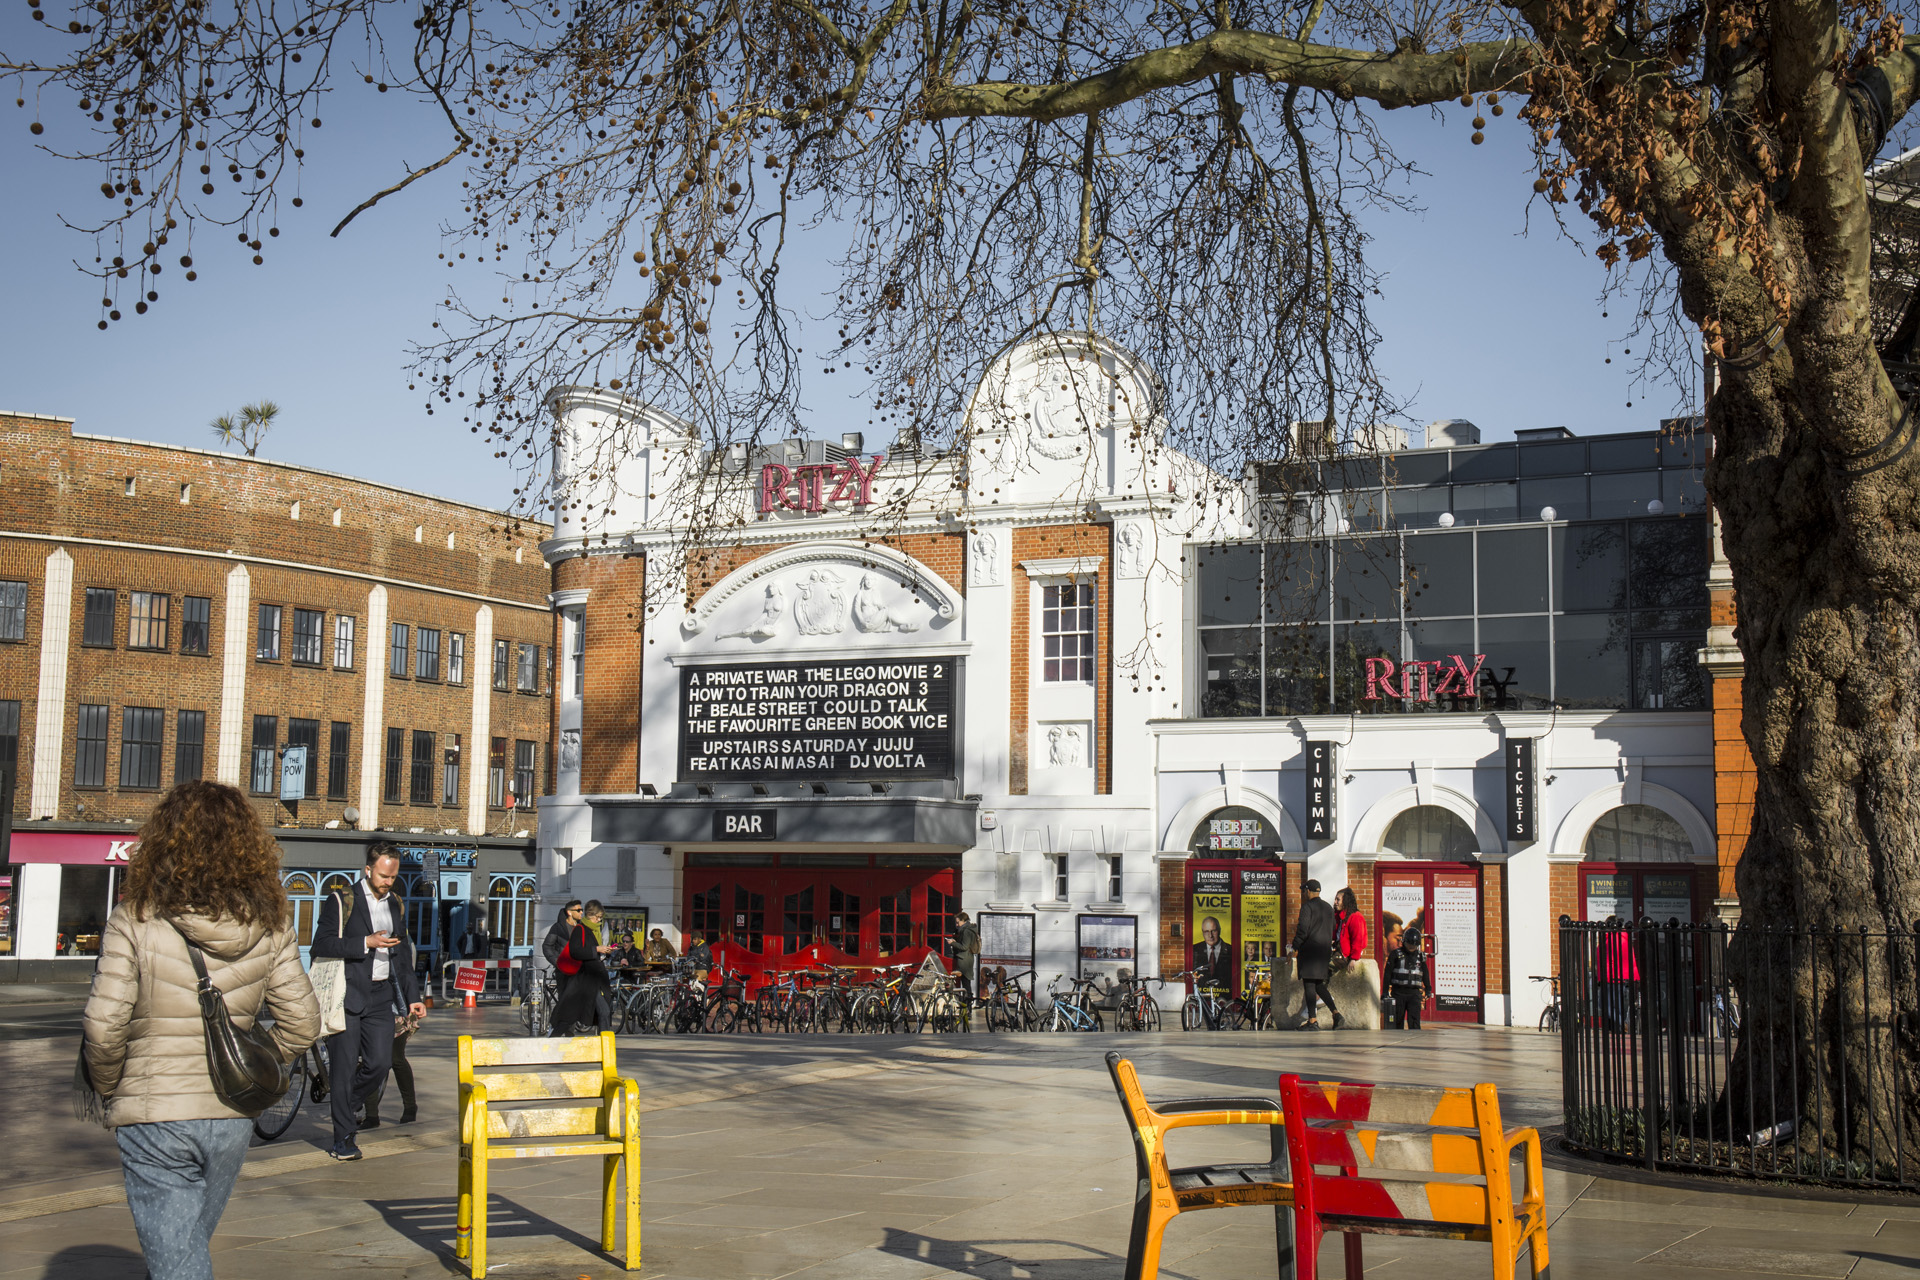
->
xmin=706 ymin=997 xmax=741 ymax=1034
xmin=1136 ymin=995 xmax=1162 ymax=1032
xmin=1221 ymin=999 xmax=1247 ymax=1031
xmin=1538 ymin=1005 xmax=1560 ymax=1034
xmin=252 ymin=1052 xmax=307 ymax=1142
xmin=1180 ymin=996 xmax=1202 ymax=1031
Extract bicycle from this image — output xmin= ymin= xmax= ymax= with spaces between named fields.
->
xmin=1112 ymin=974 xmax=1166 ymax=1032
xmin=1045 ymin=975 xmax=1105 ymax=1032
xmin=1531 ymin=974 xmax=1561 ymax=1034
xmin=520 ymin=969 xmax=559 ymax=1036
xmin=252 ymin=1038 xmax=330 ymax=1143
xmin=982 ymin=967 xmax=1038 ymax=1032
xmin=703 ymin=965 xmax=760 ymax=1033
xmin=1175 ymin=973 xmax=1250 ymax=1031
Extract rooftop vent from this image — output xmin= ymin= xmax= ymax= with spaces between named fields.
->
xmin=1427 ymin=418 xmax=1481 ymax=447
xmin=1514 ymin=426 xmax=1575 ymax=442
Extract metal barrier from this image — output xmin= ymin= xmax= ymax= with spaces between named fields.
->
xmin=1559 ymin=916 xmax=1919 ymax=1191
xmin=440 ymin=958 xmax=524 ymax=1003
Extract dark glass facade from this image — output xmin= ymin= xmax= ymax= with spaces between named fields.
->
xmin=1201 ymin=431 xmax=1711 ymax=717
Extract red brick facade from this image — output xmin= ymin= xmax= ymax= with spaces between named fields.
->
xmin=0 ymin=412 xmax=552 ymax=833
xmin=1009 ymin=524 xmax=1112 ymax=795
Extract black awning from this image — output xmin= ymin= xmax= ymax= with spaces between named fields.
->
xmin=586 ymin=794 xmax=978 ymax=849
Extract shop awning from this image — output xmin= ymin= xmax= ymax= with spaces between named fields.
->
xmin=586 ymin=794 xmax=979 ymax=849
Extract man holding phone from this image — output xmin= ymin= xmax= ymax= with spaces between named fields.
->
xmin=311 ymin=841 xmax=426 ymax=1160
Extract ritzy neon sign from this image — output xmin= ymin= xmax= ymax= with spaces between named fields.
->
xmin=1365 ymin=654 xmax=1487 ymax=702
xmin=758 ymin=455 xmax=885 ymax=514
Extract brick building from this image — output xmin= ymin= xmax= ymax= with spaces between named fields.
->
xmin=0 ymin=411 xmax=552 ymax=978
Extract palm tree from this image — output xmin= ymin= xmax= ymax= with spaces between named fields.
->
xmin=209 ymin=400 xmax=280 ymax=456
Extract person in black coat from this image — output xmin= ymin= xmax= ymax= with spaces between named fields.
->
xmin=311 ymin=841 xmax=425 ymax=1159
xmin=1290 ymin=878 xmax=1342 ymax=1030
xmin=547 ymin=900 xmax=617 ymax=1035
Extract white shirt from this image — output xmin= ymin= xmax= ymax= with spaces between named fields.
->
xmin=359 ymin=877 xmax=397 ymax=983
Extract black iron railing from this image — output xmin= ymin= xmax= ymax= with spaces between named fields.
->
xmin=1558 ymin=917 xmax=1919 ymax=1190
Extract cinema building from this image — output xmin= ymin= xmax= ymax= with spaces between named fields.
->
xmin=538 ymin=338 xmax=1718 ymax=1025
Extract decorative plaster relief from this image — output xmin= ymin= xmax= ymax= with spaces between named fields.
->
xmin=970 ymin=528 xmax=1002 ymax=586
xmin=1040 ymin=721 xmax=1090 ymax=768
xmin=559 ymin=728 xmax=581 ymax=774
xmin=1116 ymin=521 xmax=1147 ymax=578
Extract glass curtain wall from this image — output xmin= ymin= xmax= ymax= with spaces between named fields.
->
xmin=1196 ymin=514 xmax=1709 ymax=716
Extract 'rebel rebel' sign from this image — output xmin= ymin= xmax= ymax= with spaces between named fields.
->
xmin=678 ymin=658 xmax=959 ymax=781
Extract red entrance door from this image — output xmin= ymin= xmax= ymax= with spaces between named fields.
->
xmin=685 ymin=855 xmax=957 ymax=990
xmin=1375 ymin=863 xmax=1484 ymax=1024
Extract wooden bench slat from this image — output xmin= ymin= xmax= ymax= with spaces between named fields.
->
xmin=468 ymin=1036 xmax=608 ymax=1067
xmin=1293 ymin=1080 xmax=1478 ymax=1129
xmin=1306 ymin=1127 xmax=1487 ymax=1177
xmin=482 ymin=1104 xmax=605 ymax=1140
xmin=470 ymin=1068 xmax=606 ymax=1100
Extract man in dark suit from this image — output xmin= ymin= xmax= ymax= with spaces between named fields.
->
xmin=1192 ymin=916 xmax=1232 ymax=1029
xmin=312 ymin=841 xmax=425 ymax=1160
xmin=1290 ymin=878 xmax=1341 ymax=1030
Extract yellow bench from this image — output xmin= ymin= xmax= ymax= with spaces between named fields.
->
xmin=455 ymin=1032 xmax=641 ymax=1278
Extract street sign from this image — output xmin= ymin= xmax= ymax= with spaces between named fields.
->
xmin=454 ymin=963 xmax=488 ymax=993
xmin=278 ymin=746 xmax=308 ymax=803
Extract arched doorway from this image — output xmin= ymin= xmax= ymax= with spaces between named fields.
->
xmin=1181 ymin=806 xmax=1287 ymax=999
xmin=1579 ymin=804 xmax=1697 ymax=923
xmin=1376 ymin=804 xmax=1483 ymax=1024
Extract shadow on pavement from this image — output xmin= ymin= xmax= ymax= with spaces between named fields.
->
xmin=877 ymin=1226 xmax=1128 ymax=1280
xmin=369 ymin=1194 xmax=614 ymax=1272
xmin=37 ymin=1244 xmax=145 ymax=1278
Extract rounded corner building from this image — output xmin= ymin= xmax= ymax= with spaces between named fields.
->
xmin=534 ymin=336 xmax=1719 ymax=1028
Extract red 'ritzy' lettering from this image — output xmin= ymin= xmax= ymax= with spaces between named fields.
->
xmin=1364 ymin=657 xmax=1401 ymax=699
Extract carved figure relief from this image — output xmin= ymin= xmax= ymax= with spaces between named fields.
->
xmin=559 ymin=728 xmax=581 ymax=774
xmin=792 ymin=569 xmax=850 ymax=635
xmin=720 ymin=582 xmax=787 ymax=641
xmin=1116 ymin=522 xmax=1146 ymax=579
xmin=1027 ymin=370 xmax=1102 ymax=460
xmin=970 ymin=529 xmax=1001 ymax=586
xmin=1045 ymin=724 xmax=1085 ymax=768
xmin=852 ymin=573 xmax=923 ymax=633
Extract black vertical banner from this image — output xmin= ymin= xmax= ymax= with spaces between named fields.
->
xmin=1305 ymin=741 xmax=1337 ymax=840
xmin=1506 ymin=738 xmax=1537 ymax=843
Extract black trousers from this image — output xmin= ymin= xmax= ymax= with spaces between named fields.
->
xmin=1301 ymin=979 xmax=1338 ymax=1021
xmin=1390 ymin=986 xmax=1424 ymax=1029
xmin=366 ymin=1029 xmax=414 ymax=1120
xmin=329 ymin=978 xmax=395 ymax=1144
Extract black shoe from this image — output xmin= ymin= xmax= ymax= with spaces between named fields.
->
xmin=327 ymin=1140 xmax=363 ymax=1161
xmin=1303 ymin=1020 xmax=1321 ymax=1031
xmin=398 ymin=1107 xmax=417 ymax=1124
xmin=1332 ymin=1013 xmax=1347 ymax=1030
xmin=359 ymin=1114 xmax=381 ymax=1130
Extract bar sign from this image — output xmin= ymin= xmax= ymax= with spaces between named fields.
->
xmin=1506 ymin=738 xmax=1537 ymax=843
xmin=1305 ymin=741 xmax=1337 ymax=840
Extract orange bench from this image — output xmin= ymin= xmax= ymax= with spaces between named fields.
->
xmin=1278 ymin=1072 xmax=1549 ymax=1280
xmin=1105 ymin=1051 xmax=1295 ymax=1280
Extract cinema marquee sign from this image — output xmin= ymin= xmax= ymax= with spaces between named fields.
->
xmin=758 ymin=454 xmax=885 ymax=515
xmin=1364 ymin=654 xmax=1488 ymax=702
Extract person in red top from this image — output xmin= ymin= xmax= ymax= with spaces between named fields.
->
xmin=1333 ymin=888 xmax=1369 ymax=967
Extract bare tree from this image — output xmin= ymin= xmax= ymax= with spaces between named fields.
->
xmin=9 ymin=0 xmax=1920 ymax=1156
xmin=209 ymin=399 xmax=281 ymax=455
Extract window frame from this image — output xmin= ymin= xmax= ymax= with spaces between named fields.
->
xmin=0 ymin=580 xmax=26 ymax=642
xmin=1051 ymin=852 xmax=1070 ymax=902
xmin=118 ymin=706 xmax=165 ymax=789
xmin=447 ymin=632 xmax=466 ymax=686
xmin=567 ymin=608 xmax=585 ymax=698
xmin=1040 ymin=580 xmax=1097 ymax=684
xmin=180 ymin=596 xmax=211 ymax=655
xmin=333 ymin=614 xmax=357 ymax=670
xmin=383 ymin=727 xmax=406 ymax=803
xmin=492 ymin=638 xmax=511 ymax=691
xmin=82 ymin=588 xmax=117 ymax=649
xmin=389 ymin=622 xmax=410 ymax=677
xmin=74 ymin=703 xmax=109 ymax=787
xmin=174 ymin=709 xmax=205 ymax=784
xmin=0 ymin=699 xmax=20 ymax=795
xmin=249 ymin=714 xmax=279 ymax=794
xmin=327 ymin=721 xmax=351 ymax=799
xmin=127 ymin=591 xmax=170 ymax=651
xmin=516 ymin=642 xmax=539 ymax=694
xmin=287 ymin=717 xmax=320 ymax=798
xmin=290 ymin=608 xmax=325 ymax=667
xmin=512 ymin=739 xmax=536 ymax=805
xmin=488 ymin=736 xmax=507 ymax=808
xmin=442 ymin=733 xmax=462 ymax=806
xmin=416 ymin=627 xmax=441 ymax=682
xmin=256 ymin=603 xmax=283 ymax=661
xmin=409 ymin=729 xmax=436 ymax=804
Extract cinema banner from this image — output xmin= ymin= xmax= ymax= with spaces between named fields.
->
xmin=678 ymin=658 xmax=959 ymax=782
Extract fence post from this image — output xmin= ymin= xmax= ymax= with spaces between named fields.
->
xmin=1637 ymin=921 xmax=1660 ymax=1170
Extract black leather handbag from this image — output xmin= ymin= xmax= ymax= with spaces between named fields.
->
xmin=171 ymin=921 xmax=290 ymax=1117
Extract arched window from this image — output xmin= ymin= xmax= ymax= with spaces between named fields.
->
xmin=1583 ymin=805 xmax=1692 ymax=862
xmin=320 ymin=872 xmax=355 ymax=897
xmin=1381 ymin=806 xmax=1476 ymax=859
xmin=282 ymin=872 xmax=319 ymax=946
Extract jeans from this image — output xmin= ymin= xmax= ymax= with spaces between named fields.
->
xmin=117 ymin=1116 xmax=253 ymax=1280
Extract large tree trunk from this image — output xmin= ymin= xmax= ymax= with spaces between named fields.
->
xmin=1709 ymin=318 xmax=1920 ymax=1172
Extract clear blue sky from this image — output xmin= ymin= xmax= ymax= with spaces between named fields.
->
xmin=0 ymin=51 xmax=1671 ymax=511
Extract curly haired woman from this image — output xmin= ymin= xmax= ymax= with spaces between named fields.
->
xmin=82 ymin=781 xmax=320 ymax=1280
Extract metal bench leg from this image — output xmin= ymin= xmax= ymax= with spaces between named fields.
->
xmin=1123 ymin=1192 xmax=1170 ymax=1280
xmin=1342 ymin=1230 xmax=1364 ymax=1280
xmin=470 ymin=1144 xmax=490 ymax=1279
xmin=602 ymin=1153 xmax=620 ymax=1254
xmin=455 ymin=1151 xmax=473 ymax=1262
xmin=1273 ymin=1206 xmax=1296 ymax=1280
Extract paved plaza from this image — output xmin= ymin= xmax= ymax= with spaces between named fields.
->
xmin=2 ymin=996 xmax=1916 ymax=1280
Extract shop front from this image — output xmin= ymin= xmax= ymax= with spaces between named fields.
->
xmin=5 ymin=828 xmax=140 ymax=959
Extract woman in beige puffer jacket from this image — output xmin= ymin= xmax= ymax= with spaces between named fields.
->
xmin=82 ymin=781 xmax=320 ymax=1280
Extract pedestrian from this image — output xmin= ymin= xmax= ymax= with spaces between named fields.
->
xmin=549 ymin=899 xmax=619 ymax=1035
xmin=951 ymin=911 xmax=981 ymax=997
xmin=642 ymin=927 xmax=677 ymax=971
xmin=1290 ymin=878 xmax=1342 ymax=1029
xmin=1384 ymin=923 xmax=1431 ymax=1029
xmin=1333 ymin=887 xmax=1368 ymax=972
xmin=1599 ymin=915 xmax=1639 ymax=1031
xmin=310 ymin=840 xmax=426 ymax=1160
xmin=685 ymin=932 xmax=714 ymax=983
xmin=363 ymin=1003 xmax=422 ymax=1127
xmin=82 ymin=780 xmax=322 ymax=1280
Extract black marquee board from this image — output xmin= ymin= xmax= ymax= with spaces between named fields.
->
xmin=678 ymin=657 xmax=959 ymax=782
